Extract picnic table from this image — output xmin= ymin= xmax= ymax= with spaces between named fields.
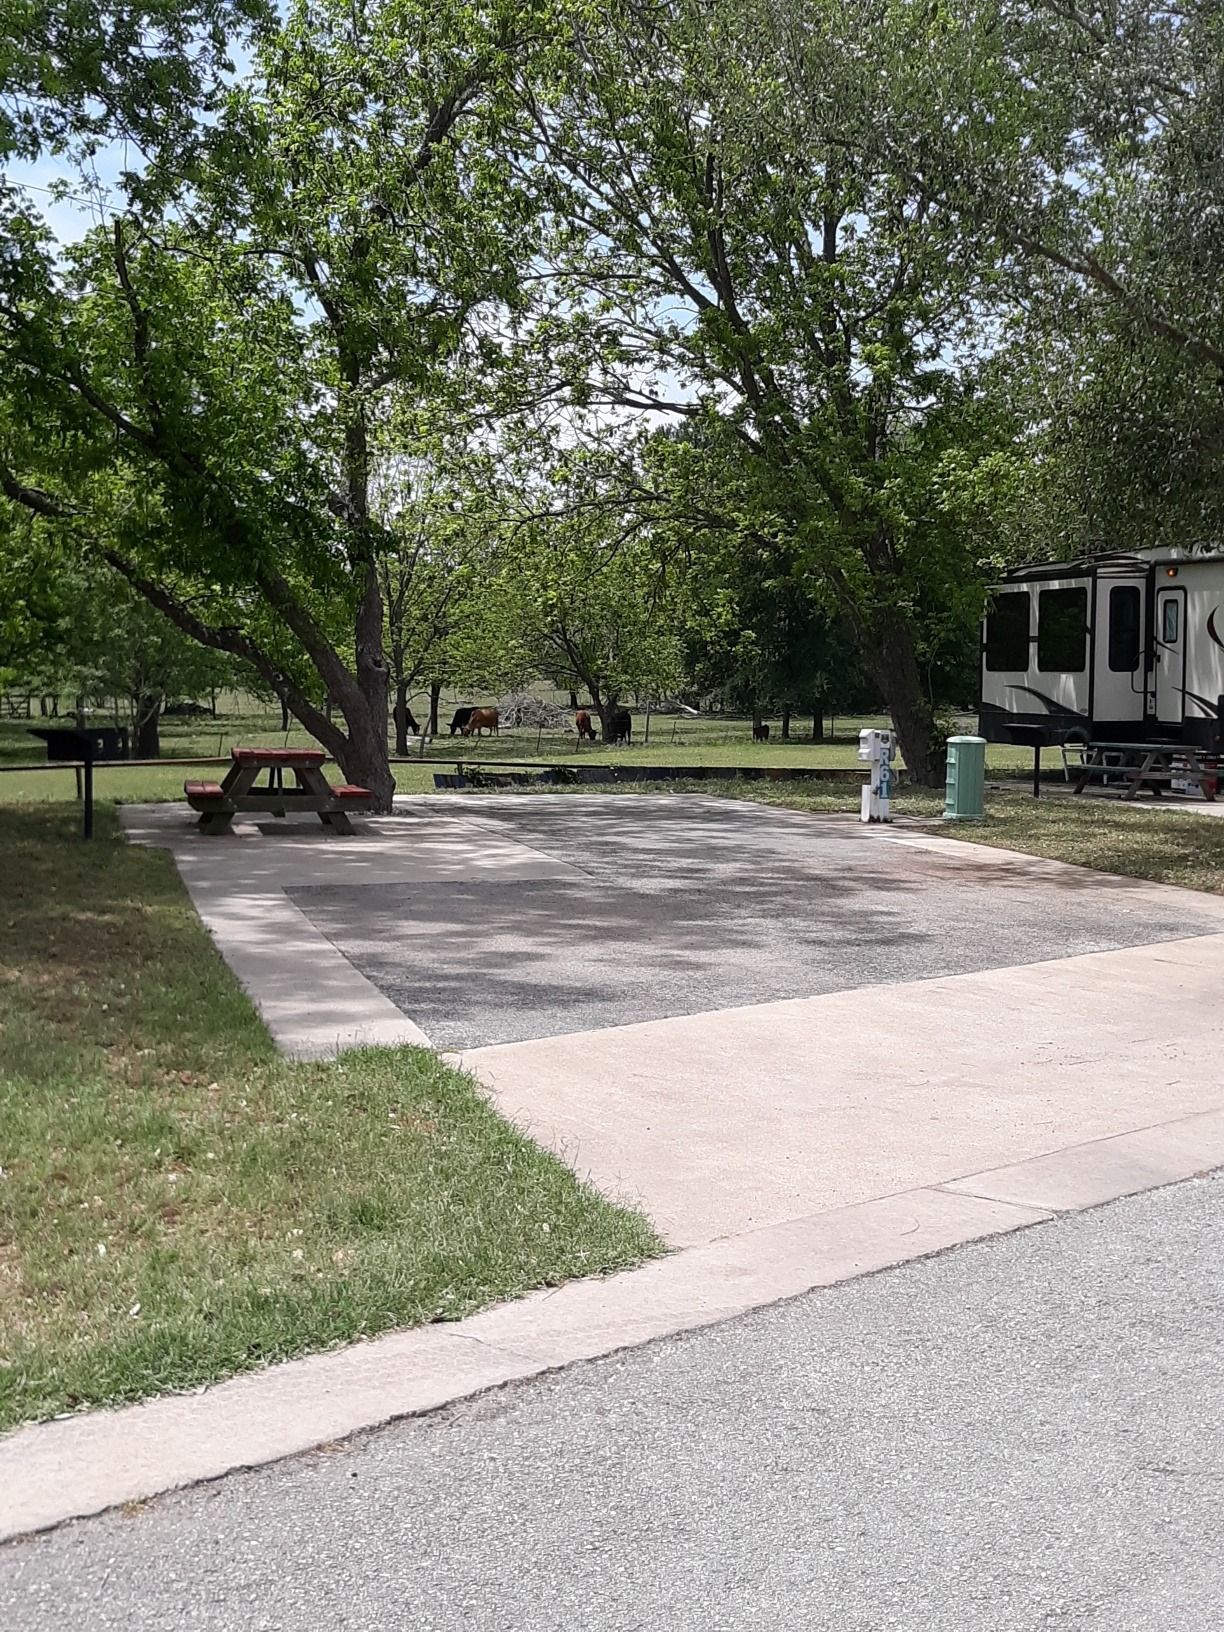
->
xmin=184 ymin=747 xmax=375 ymax=835
xmin=1071 ymin=741 xmax=1218 ymax=802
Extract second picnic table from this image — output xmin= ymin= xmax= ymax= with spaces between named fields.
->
xmin=1072 ymin=740 xmax=1218 ymax=802
xmin=185 ymin=747 xmax=375 ymax=834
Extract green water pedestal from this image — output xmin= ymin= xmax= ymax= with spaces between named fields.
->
xmin=944 ymin=734 xmax=987 ymax=821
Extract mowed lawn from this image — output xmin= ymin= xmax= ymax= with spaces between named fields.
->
xmin=0 ymin=803 xmax=660 ymax=1431
xmin=0 ymin=707 xmax=1036 ymax=805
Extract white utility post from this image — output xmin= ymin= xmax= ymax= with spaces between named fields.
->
xmin=858 ymin=728 xmax=893 ymax=823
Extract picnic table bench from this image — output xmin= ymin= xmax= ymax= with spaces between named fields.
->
xmin=185 ymin=747 xmax=375 ymax=835
xmin=1071 ymin=741 xmax=1218 ymax=802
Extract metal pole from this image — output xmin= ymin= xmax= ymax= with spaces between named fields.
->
xmin=83 ymin=758 xmax=94 ymax=839
xmin=1032 ymin=745 xmax=1041 ymax=799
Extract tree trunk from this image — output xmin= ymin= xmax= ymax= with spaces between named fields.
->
xmin=210 ymin=687 xmax=218 ymax=718
xmin=781 ymin=707 xmax=791 ymax=740
xmin=428 ymin=681 xmax=441 ymax=737
xmin=393 ymin=679 xmax=411 ymax=756
xmin=347 ymin=561 xmax=394 ymax=810
xmin=861 ymin=604 xmax=941 ymax=786
xmin=568 ymin=688 xmax=579 ymax=709
xmin=811 ymin=707 xmax=825 ymax=743
xmin=135 ymin=692 xmax=162 ymax=758
xmin=591 ymin=689 xmax=620 ymax=742
xmin=280 ymin=698 xmax=290 ymax=733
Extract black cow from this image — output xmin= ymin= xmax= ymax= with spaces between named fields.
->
xmin=609 ymin=708 xmax=632 ymax=746
xmin=449 ymin=706 xmax=475 ymax=737
xmin=752 ymin=722 xmax=770 ymax=742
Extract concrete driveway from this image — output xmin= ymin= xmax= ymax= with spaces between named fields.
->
xmin=292 ymin=795 xmax=1219 ymax=1048
xmin=125 ymin=792 xmax=1224 ymax=1251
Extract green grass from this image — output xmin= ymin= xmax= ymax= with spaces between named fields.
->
xmin=948 ymin=791 xmax=1224 ymax=894
xmin=0 ymin=802 xmax=661 ymax=1430
xmin=0 ymin=705 xmax=1038 ymax=806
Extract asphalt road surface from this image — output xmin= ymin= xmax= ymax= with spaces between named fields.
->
xmin=293 ymin=797 xmax=1222 ymax=1047
xmin=5 ymin=1175 xmax=1223 ymax=1631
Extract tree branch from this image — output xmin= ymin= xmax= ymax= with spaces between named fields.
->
xmin=1014 ymin=232 xmax=1224 ymax=372
xmin=99 ymin=548 xmax=349 ymax=758
xmin=0 ymin=460 xmax=71 ymax=519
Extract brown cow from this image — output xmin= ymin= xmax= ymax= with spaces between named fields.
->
xmin=575 ymin=710 xmax=597 ymax=742
xmin=461 ymin=706 xmax=499 ymax=737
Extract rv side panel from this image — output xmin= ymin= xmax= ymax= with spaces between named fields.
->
xmin=980 ymin=576 xmax=1092 ymax=741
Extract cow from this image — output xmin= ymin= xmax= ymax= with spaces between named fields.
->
xmin=461 ymin=706 xmax=499 ymax=737
xmin=752 ymin=722 xmax=770 ymax=742
xmin=449 ymin=706 xmax=475 ymax=736
xmin=575 ymin=709 xmax=597 ymax=742
xmin=609 ymin=708 xmax=632 ymax=746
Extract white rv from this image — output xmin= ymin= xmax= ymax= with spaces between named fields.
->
xmin=980 ymin=548 xmax=1224 ymax=749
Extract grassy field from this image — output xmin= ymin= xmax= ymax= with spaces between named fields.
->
xmin=0 ymin=705 xmax=1037 ymax=805
xmin=0 ymin=802 xmax=660 ymax=1430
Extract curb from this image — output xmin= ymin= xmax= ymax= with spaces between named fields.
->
xmin=3 ymin=1105 xmax=1223 ymax=1544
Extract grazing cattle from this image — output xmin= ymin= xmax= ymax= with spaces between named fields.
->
xmin=609 ymin=708 xmax=632 ymax=746
xmin=449 ymin=707 xmax=475 ymax=736
xmin=461 ymin=706 xmax=500 ymax=737
xmin=575 ymin=709 xmax=597 ymax=742
xmin=752 ymin=722 xmax=770 ymax=742
xmin=403 ymin=708 xmax=419 ymax=736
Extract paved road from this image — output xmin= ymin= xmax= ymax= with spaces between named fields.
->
xmin=292 ymin=797 xmax=1221 ymax=1048
xmin=5 ymin=1176 xmax=1222 ymax=1630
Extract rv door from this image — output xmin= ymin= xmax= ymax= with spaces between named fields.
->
xmin=1155 ymin=586 xmax=1187 ymax=726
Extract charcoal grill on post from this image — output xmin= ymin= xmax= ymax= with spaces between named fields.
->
xmin=28 ymin=726 xmax=128 ymax=838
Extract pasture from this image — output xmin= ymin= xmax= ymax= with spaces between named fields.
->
xmin=0 ymin=698 xmax=1036 ymax=807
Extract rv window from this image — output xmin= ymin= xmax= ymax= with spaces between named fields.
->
xmin=1162 ymin=598 xmax=1180 ymax=644
xmin=1108 ymin=585 xmax=1142 ymax=672
xmin=1037 ymin=588 xmax=1087 ymax=672
xmin=985 ymin=592 xmax=1030 ymax=671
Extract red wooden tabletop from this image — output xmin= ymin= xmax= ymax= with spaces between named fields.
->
xmin=231 ymin=746 xmax=326 ymax=765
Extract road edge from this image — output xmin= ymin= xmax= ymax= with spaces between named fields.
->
xmin=3 ymin=1105 xmax=1223 ymax=1544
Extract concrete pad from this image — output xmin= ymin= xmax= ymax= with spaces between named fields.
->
xmin=0 ymin=1182 xmax=1049 ymax=1541
xmin=121 ymin=801 xmax=581 ymax=1055
xmin=460 ymin=933 xmax=1224 ymax=1246
xmin=291 ymin=795 xmax=1224 ymax=1049
xmin=186 ymin=886 xmax=430 ymax=1058
xmin=942 ymin=1106 xmax=1224 ymax=1212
